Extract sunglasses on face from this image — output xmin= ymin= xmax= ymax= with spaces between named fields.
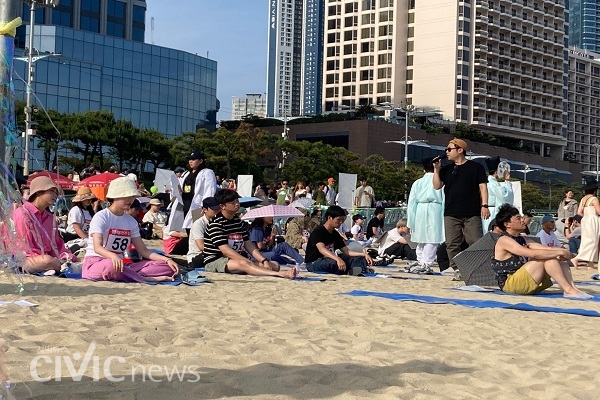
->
xmin=445 ymin=146 xmax=461 ymax=152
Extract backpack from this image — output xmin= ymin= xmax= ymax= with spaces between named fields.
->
xmin=139 ymin=222 xmax=154 ymax=240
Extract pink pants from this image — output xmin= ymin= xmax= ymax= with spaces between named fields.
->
xmin=82 ymin=256 xmax=174 ymax=283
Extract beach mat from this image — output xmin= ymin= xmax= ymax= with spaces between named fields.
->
xmin=451 ymin=286 xmax=600 ymax=302
xmin=342 ymin=290 xmax=600 ymax=317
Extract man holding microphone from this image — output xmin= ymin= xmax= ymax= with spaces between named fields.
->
xmin=432 ymin=138 xmax=490 ymax=278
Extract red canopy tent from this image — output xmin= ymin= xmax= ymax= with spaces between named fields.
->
xmin=73 ymin=172 xmax=121 ymax=200
xmin=26 ymin=171 xmax=74 ymax=190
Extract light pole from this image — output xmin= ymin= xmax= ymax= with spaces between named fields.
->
xmin=592 ymin=143 xmax=600 ymax=181
xmin=21 ymin=0 xmax=60 ymax=176
xmin=402 ymin=104 xmax=416 ymax=169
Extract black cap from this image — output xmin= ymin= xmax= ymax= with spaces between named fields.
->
xmin=352 ymin=214 xmax=366 ymax=222
xmin=130 ymin=199 xmax=142 ymax=210
xmin=174 ymin=166 xmax=185 ymax=173
xmin=187 ymin=151 xmax=205 ymax=160
xmin=202 ymin=197 xmax=220 ymax=210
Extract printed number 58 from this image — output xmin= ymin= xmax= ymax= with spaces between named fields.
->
xmin=112 ymin=238 xmax=129 ymax=251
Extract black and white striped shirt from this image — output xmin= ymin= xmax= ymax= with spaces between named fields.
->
xmin=203 ymin=212 xmax=250 ymax=264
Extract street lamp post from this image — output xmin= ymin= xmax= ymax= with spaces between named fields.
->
xmin=402 ymin=104 xmax=416 ymax=169
xmin=592 ymin=144 xmax=600 ymax=181
xmin=21 ymin=0 xmax=60 ymax=176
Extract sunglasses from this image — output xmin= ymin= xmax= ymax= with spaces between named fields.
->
xmin=445 ymin=146 xmax=461 ymax=152
xmin=451 ymin=165 xmax=458 ymax=176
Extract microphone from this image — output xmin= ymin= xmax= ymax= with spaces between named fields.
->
xmin=432 ymin=154 xmax=447 ymax=163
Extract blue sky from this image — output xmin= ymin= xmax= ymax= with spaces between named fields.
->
xmin=148 ymin=0 xmax=268 ymax=119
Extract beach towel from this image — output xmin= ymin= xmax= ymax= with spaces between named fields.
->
xmin=342 ymin=290 xmax=600 ymax=317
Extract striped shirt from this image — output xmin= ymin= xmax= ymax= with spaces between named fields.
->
xmin=203 ymin=212 xmax=250 ymax=264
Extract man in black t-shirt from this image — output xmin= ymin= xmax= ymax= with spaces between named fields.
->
xmin=305 ymin=205 xmax=373 ymax=275
xmin=366 ymin=207 xmax=385 ymax=240
xmin=433 ymin=138 xmax=490 ymax=274
xmin=203 ymin=189 xmax=295 ymax=279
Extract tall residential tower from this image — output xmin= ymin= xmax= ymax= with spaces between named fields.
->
xmin=321 ymin=0 xmax=569 ymax=158
xmin=266 ymin=0 xmax=325 ymax=117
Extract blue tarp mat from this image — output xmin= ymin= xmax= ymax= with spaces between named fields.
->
xmin=342 ymin=290 xmax=600 ymax=317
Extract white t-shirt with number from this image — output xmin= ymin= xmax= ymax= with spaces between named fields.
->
xmin=66 ymin=206 xmax=93 ymax=234
xmin=85 ymin=208 xmax=141 ymax=258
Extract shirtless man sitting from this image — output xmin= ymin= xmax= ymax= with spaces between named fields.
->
xmin=492 ymin=204 xmax=592 ymax=300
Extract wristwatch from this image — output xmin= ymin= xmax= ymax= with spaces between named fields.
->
xmin=481 ymin=204 xmax=489 ymax=208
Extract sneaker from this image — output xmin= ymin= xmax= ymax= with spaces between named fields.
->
xmin=451 ymin=269 xmax=463 ymax=281
xmin=405 ymin=260 xmax=420 ymax=268
xmin=372 ymin=258 xmax=390 ymax=267
xmin=408 ymin=263 xmax=434 ymax=275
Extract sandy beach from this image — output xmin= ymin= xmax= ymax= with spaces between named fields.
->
xmin=1 ymin=247 xmax=599 ymax=399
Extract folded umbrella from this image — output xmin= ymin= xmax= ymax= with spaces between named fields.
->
xmin=453 ymin=232 xmax=501 ymax=286
xmin=454 ymin=233 xmax=541 ymax=286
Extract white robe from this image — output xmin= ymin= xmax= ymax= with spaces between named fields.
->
xmin=484 ymin=175 xmax=514 ymax=233
xmin=171 ymin=168 xmax=217 ymax=230
xmin=407 ymin=172 xmax=445 ymax=244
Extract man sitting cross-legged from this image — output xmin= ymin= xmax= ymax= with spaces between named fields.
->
xmin=203 ymin=188 xmax=295 ymax=279
xmin=492 ymin=204 xmax=592 ymax=299
xmin=305 ymin=205 xmax=373 ymax=275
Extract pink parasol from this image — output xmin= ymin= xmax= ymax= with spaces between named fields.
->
xmin=241 ymin=205 xmax=305 ymax=220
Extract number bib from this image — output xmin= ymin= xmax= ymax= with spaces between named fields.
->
xmin=82 ymin=218 xmax=91 ymax=233
xmin=106 ymin=228 xmax=131 ymax=254
xmin=228 ymin=233 xmax=244 ymax=253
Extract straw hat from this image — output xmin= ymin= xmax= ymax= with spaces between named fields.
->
xmin=106 ymin=177 xmax=140 ymax=199
xmin=148 ymin=198 xmax=163 ymax=206
xmin=29 ymin=176 xmax=58 ymax=197
xmin=72 ymin=186 xmax=97 ymax=202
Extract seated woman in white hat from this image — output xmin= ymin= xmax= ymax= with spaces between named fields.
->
xmin=142 ymin=198 xmax=167 ymax=239
xmin=13 ymin=176 xmax=74 ymax=273
xmin=82 ymin=177 xmax=179 ymax=282
xmin=63 ymin=186 xmax=97 ymax=242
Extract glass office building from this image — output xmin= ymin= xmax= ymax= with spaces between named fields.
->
xmin=570 ymin=0 xmax=599 ymax=53
xmin=16 ymin=0 xmax=147 ymax=48
xmin=13 ymin=25 xmax=218 ymax=136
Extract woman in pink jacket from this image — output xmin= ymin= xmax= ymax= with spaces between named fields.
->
xmin=13 ymin=177 xmax=73 ymax=273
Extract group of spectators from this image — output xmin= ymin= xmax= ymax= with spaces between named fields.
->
xmin=9 ymin=142 xmax=596 ymax=298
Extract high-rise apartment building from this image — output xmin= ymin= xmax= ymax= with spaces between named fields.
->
xmin=570 ymin=0 xmax=599 ymax=53
xmin=231 ymin=94 xmax=268 ymax=120
xmin=322 ymin=0 xmax=568 ymax=158
xmin=266 ymin=0 xmax=303 ymax=118
xmin=301 ymin=0 xmax=325 ymax=115
xmin=16 ymin=0 xmax=146 ymax=48
xmin=266 ymin=0 xmax=325 ymax=117
xmin=566 ymin=47 xmax=600 ymax=171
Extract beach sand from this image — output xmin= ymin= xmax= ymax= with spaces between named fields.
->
xmin=1 ymin=243 xmax=599 ymax=399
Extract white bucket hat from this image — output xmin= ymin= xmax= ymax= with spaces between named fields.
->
xmin=106 ymin=177 xmax=140 ymax=199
